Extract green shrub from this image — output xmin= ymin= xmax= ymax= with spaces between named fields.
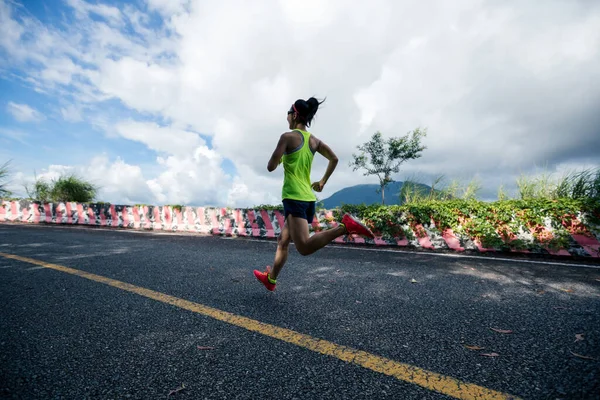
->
xmin=330 ymin=197 xmax=596 ymax=251
xmin=26 ymin=178 xmax=52 ymax=203
xmin=50 ymin=175 xmax=98 ymax=203
xmin=26 ymin=173 xmax=98 ymax=203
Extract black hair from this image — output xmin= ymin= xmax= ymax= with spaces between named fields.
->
xmin=289 ymin=96 xmax=326 ymax=127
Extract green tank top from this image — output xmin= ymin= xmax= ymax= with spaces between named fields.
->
xmin=281 ymin=129 xmax=317 ymax=202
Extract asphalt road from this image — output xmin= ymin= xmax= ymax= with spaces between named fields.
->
xmin=1 ymin=224 xmax=599 ymax=400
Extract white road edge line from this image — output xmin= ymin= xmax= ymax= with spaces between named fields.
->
xmin=229 ymin=237 xmax=600 ymax=270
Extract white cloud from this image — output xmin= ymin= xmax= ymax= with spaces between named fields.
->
xmin=93 ymin=57 xmax=178 ymax=113
xmin=66 ymin=0 xmax=122 ymax=24
xmin=226 ymin=163 xmax=282 ymax=208
xmin=0 ymin=0 xmax=599 ymax=207
xmin=60 ymin=105 xmax=83 ymax=122
xmin=12 ymin=151 xmax=242 ymax=207
xmin=11 ymin=155 xmax=147 ymax=205
xmin=85 ymin=156 xmax=153 ymax=204
xmin=145 ymin=0 xmax=189 ymax=16
xmin=6 ymin=102 xmax=44 ymax=122
xmin=0 ymin=127 xmax=29 ymax=145
xmin=114 ymin=120 xmax=205 ymax=156
xmin=40 ymin=57 xmax=84 ymax=86
xmin=0 ymin=1 xmax=22 ymax=57
xmin=147 ymin=148 xmax=230 ymax=206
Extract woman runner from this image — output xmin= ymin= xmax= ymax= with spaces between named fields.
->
xmin=253 ymin=97 xmax=375 ymax=291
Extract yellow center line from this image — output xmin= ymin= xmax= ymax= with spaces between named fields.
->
xmin=0 ymin=252 xmax=520 ymax=400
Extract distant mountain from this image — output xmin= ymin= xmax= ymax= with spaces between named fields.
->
xmin=320 ymin=181 xmax=433 ymax=209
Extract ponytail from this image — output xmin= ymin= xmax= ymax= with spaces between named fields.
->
xmin=290 ymin=96 xmax=326 ymax=127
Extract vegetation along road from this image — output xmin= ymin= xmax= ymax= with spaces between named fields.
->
xmin=1 ymin=224 xmax=599 ymax=399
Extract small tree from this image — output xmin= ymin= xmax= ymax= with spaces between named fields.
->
xmin=0 ymin=160 xmax=13 ymax=199
xmin=350 ymin=128 xmax=427 ymax=204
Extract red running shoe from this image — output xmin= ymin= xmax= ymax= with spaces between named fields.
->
xmin=254 ymin=266 xmax=276 ymax=291
xmin=341 ymin=213 xmax=375 ymax=238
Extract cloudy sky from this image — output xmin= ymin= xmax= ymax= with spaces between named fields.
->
xmin=1 ymin=0 xmax=599 ymax=207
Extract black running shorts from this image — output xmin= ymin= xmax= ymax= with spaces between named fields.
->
xmin=282 ymin=199 xmax=316 ymax=223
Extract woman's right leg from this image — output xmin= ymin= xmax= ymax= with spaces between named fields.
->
xmin=287 ymin=215 xmax=347 ymax=256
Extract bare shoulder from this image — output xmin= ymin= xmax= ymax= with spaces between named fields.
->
xmin=281 ymin=131 xmax=298 ymax=140
xmin=275 ymin=131 xmax=293 ymax=144
xmin=278 ymin=131 xmax=301 ymax=152
xmin=309 ymin=133 xmax=322 ymax=149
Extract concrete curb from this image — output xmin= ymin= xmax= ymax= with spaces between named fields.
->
xmin=1 ymin=200 xmax=599 ymax=259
